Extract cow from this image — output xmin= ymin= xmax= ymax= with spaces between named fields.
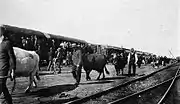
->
xmin=112 ymin=52 xmax=127 ymax=76
xmin=11 ymin=47 xmax=40 ymax=93
xmin=71 ymin=48 xmax=110 ymax=85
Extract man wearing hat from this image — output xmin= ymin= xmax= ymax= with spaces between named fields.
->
xmin=127 ymin=48 xmax=138 ymax=76
xmin=55 ymin=46 xmax=65 ymax=74
xmin=0 ymin=25 xmax=16 ymax=104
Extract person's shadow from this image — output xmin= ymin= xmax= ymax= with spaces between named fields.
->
xmin=11 ymin=84 xmax=78 ymax=104
xmin=30 ymin=84 xmax=77 ymax=97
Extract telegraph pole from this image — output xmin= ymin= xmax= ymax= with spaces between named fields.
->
xmin=169 ymin=50 xmax=175 ymax=59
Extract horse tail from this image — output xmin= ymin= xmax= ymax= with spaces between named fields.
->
xmin=104 ymin=66 xmax=110 ymax=74
xmin=102 ymin=55 xmax=110 ymax=74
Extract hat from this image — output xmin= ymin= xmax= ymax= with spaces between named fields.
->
xmin=131 ymin=48 xmax=135 ymax=52
xmin=72 ymin=43 xmax=76 ymax=47
xmin=57 ymin=47 xmax=61 ymax=51
xmin=77 ymin=44 xmax=81 ymax=47
xmin=60 ymin=43 xmax=64 ymax=46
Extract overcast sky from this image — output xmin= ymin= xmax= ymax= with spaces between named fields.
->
xmin=0 ymin=0 xmax=179 ymax=57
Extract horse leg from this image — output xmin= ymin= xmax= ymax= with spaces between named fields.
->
xmin=85 ymin=69 xmax=91 ymax=81
xmin=138 ymin=64 xmax=140 ymax=68
xmin=116 ymin=69 xmax=118 ymax=76
xmin=115 ymin=67 xmax=118 ymax=76
xmin=85 ymin=70 xmax=88 ymax=80
xmin=121 ymin=68 xmax=124 ymax=75
xmin=33 ymin=78 xmax=37 ymax=88
xmin=97 ymin=72 xmax=101 ymax=80
xmin=116 ymin=68 xmax=120 ymax=76
xmin=119 ymin=69 xmax=121 ymax=76
xmin=102 ymin=68 xmax=105 ymax=79
xmin=25 ymin=74 xmax=34 ymax=93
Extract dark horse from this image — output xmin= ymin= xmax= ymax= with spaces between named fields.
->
xmin=113 ymin=52 xmax=127 ymax=76
xmin=71 ymin=48 xmax=110 ymax=85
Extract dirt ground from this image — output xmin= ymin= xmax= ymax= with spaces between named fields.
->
xmin=1 ymin=64 xmax=159 ymax=104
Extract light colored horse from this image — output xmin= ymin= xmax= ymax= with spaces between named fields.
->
xmin=11 ymin=47 xmax=40 ymax=93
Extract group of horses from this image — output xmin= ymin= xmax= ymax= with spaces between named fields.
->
xmin=10 ymin=46 xmax=172 ymax=94
xmin=10 ymin=46 xmax=111 ymax=93
xmin=9 ymin=46 xmax=132 ymax=93
xmin=71 ymin=48 xmax=130 ymax=85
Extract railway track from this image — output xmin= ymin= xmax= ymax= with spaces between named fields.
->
xmin=65 ymin=63 xmax=180 ymax=104
xmin=109 ymin=65 xmax=180 ymax=104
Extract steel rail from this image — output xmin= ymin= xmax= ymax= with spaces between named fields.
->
xmin=65 ymin=63 xmax=178 ymax=104
xmin=109 ymin=66 xmax=180 ymax=104
xmin=157 ymin=66 xmax=180 ymax=104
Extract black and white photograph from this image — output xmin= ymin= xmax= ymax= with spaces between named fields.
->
xmin=0 ymin=0 xmax=179 ymax=104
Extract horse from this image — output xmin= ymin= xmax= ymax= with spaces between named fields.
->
xmin=71 ymin=48 xmax=110 ymax=85
xmin=11 ymin=47 xmax=40 ymax=93
xmin=112 ymin=53 xmax=127 ymax=76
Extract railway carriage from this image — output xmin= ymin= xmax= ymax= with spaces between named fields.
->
xmin=3 ymin=25 xmax=87 ymax=66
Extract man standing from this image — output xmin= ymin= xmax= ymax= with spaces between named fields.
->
xmin=71 ymin=44 xmax=83 ymax=86
xmin=47 ymin=47 xmax=55 ymax=71
xmin=0 ymin=25 xmax=16 ymax=104
xmin=55 ymin=47 xmax=64 ymax=74
xmin=127 ymin=48 xmax=138 ymax=76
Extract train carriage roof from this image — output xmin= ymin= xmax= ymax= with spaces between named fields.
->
xmin=104 ymin=45 xmax=125 ymax=53
xmin=4 ymin=25 xmax=87 ymax=44
xmin=3 ymin=25 xmax=157 ymax=56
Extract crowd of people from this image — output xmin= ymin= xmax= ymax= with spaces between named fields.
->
xmin=112 ymin=48 xmax=172 ymax=76
xmin=8 ymin=33 xmax=87 ymax=70
xmin=18 ymin=34 xmax=171 ymax=75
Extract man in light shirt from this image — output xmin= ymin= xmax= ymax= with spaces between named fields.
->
xmin=127 ymin=48 xmax=138 ymax=76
